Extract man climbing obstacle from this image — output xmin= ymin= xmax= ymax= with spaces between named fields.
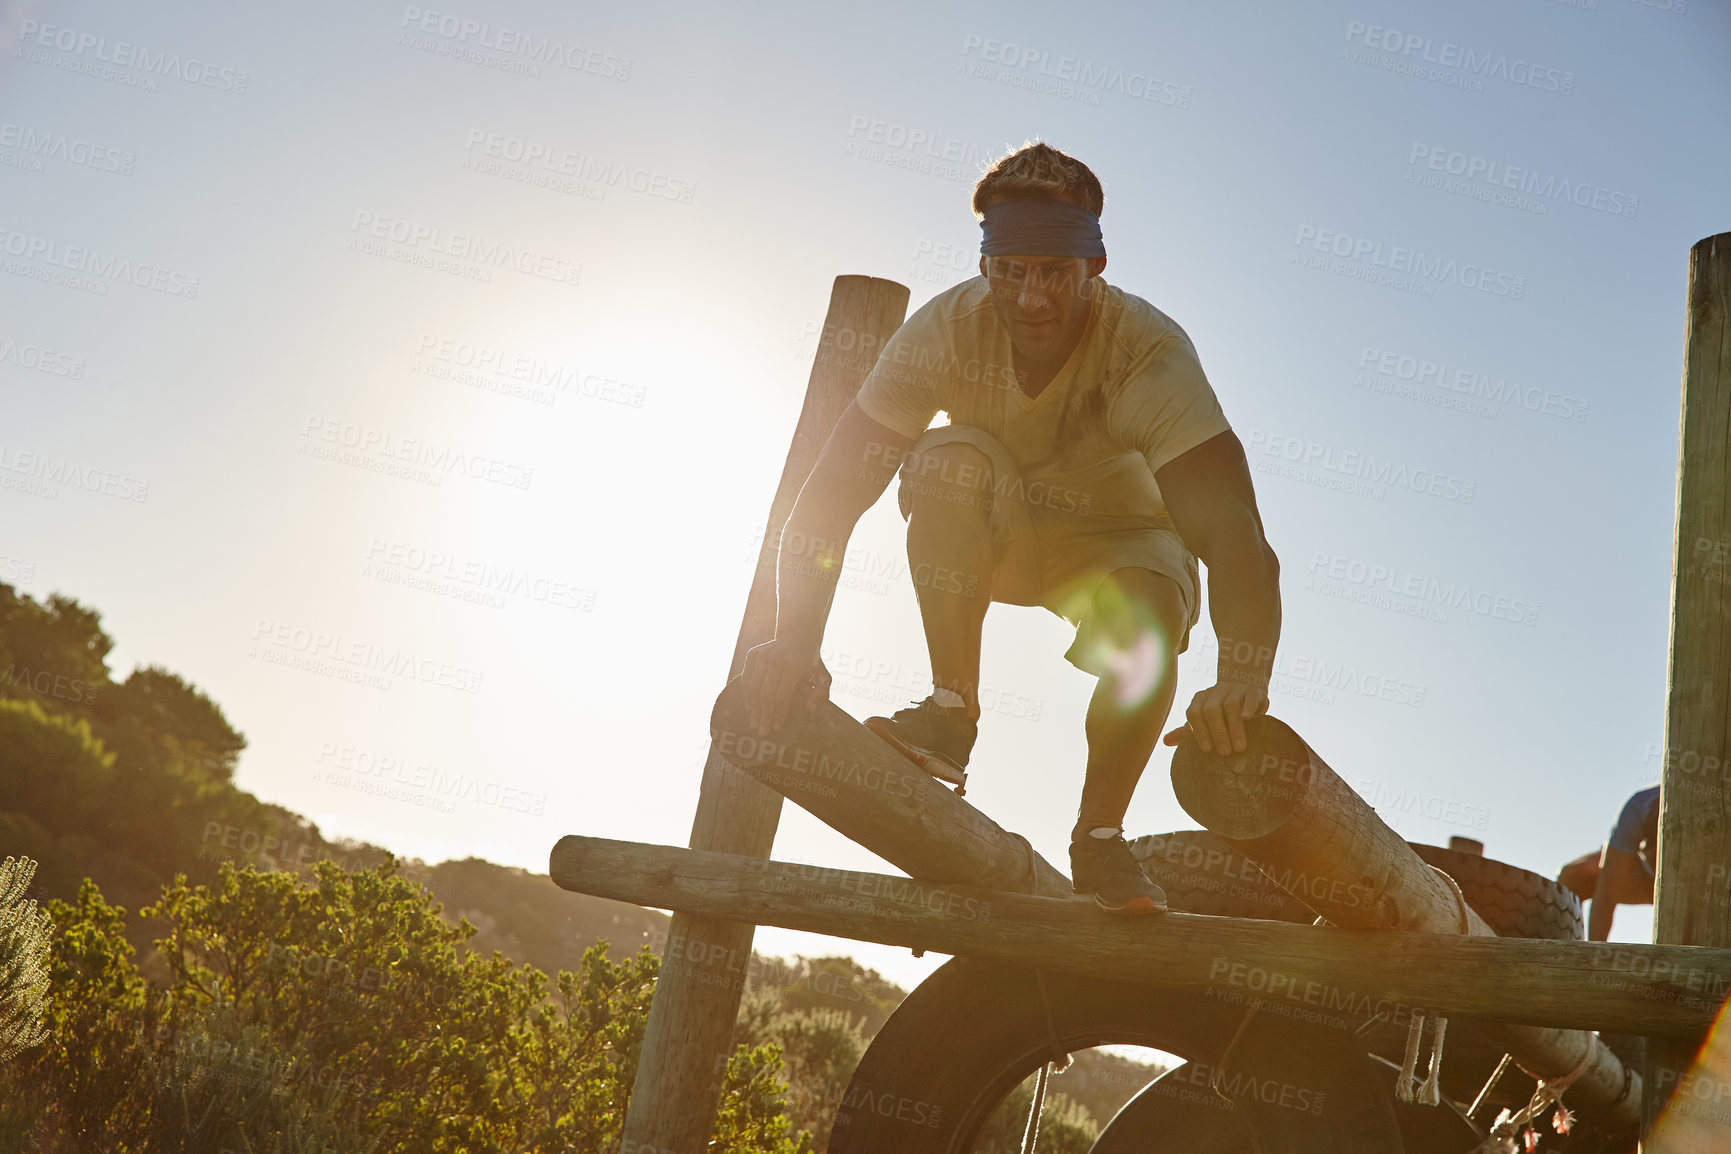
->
xmin=740 ymin=142 xmax=1282 ymax=913
xmin=1558 ymin=785 xmax=1659 ymax=941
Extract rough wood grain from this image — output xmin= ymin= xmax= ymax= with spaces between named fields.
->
xmin=1647 ymin=232 xmax=1731 ymax=1142
xmin=709 ymin=680 xmax=1072 ymax=899
xmin=1171 ymin=718 xmax=1645 ymax=1129
xmin=622 ymin=276 xmax=910 ymax=1152
xmin=550 ymin=834 xmax=1731 ymax=1042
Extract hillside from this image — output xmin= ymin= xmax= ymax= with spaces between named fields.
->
xmin=0 ymin=581 xmax=1167 ymax=1134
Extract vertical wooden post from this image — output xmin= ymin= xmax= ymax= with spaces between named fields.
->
xmin=618 ymin=276 xmax=910 ymax=1151
xmin=1644 ymin=234 xmax=1731 ymax=1146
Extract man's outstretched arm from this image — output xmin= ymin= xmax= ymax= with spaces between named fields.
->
xmin=739 ymin=402 xmax=915 ymax=734
xmin=1588 ymin=846 xmax=1654 ymax=942
xmin=1155 ymin=430 xmax=1282 ymax=754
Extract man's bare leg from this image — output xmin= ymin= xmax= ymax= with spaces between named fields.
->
xmin=1073 ymin=568 xmax=1187 ymax=839
xmin=903 ymin=443 xmax=995 ymax=717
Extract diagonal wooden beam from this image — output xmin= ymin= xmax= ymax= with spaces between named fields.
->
xmin=1171 ymin=717 xmax=1643 ymax=1128
xmin=709 ymin=680 xmax=1072 ymax=898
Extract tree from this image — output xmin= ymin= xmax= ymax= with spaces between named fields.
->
xmin=0 ymin=857 xmax=53 ymax=1063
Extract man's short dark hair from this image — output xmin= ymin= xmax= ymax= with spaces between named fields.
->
xmin=972 ymin=141 xmax=1104 ymax=218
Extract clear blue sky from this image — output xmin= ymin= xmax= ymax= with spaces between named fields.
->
xmin=2 ymin=0 xmax=1725 ymax=989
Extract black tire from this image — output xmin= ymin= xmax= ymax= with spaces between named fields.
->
xmin=1093 ymin=1055 xmax=1486 ymax=1154
xmin=1087 ymin=1061 xmax=1257 ymax=1153
xmin=829 ymin=957 xmax=1405 ymax=1154
xmin=1408 ymin=845 xmax=1584 ymax=942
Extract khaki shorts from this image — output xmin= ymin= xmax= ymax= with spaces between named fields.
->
xmin=896 ymin=424 xmax=1201 ymax=676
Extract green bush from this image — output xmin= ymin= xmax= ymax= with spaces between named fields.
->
xmin=0 ymin=862 xmax=809 ymax=1153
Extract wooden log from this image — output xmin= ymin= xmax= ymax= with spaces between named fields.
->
xmin=709 ymin=680 xmax=1072 ymax=898
xmin=622 ymin=275 xmax=910 ymax=1152
xmin=549 ymin=834 xmax=1731 ymax=1039
xmin=1171 ymin=718 xmax=1645 ymax=1129
xmin=1647 ymin=231 xmax=1731 ymax=1142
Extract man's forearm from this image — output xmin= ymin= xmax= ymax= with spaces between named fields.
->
xmin=771 ymin=504 xmax=857 ymax=650
xmin=1205 ymin=540 xmax=1281 ymax=687
xmin=1589 ymin=898 xmax=1616 ymax=942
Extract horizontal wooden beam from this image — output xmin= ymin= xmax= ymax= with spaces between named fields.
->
xmin=550 ymin=834 xmax=1731 ymax=1040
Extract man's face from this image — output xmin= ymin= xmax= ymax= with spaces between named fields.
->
xmin=979 ymin=253 xmax=1106 ymax=363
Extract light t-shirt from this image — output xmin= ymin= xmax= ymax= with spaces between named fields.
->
xmin=855 ymin=276 xmax=1231 ymax=524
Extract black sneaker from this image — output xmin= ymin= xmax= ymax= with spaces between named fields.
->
xmin=865 ymin=698 xmax=976 ymax=793
xmin=1071 ymin=833 xmax=1169 ymax=914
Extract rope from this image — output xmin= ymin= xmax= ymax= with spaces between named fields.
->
xmin=1396 ymin=1014 xmax=1425 ymax=1104
xmin=1396 ymin=866 xmax=1473 ymax=1106
xmin=1209 ymin=1002 xmax=1261 ymax=1100
xmin=1020 ymin=1062 xmax=1051 ymax=1154
xmin=1468 ymin=1035 xmax=1600 ymax=1153
xmin=1419 ymin=1016 xmax=1448 ymax=1106
xmin=1017 ymin=967 xmax=1072 ymax=1154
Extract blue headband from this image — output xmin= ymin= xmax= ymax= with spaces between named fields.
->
xmin=979 ymin=198 xmax=1105 ymax=259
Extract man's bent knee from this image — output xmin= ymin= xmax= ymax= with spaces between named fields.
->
xmin=1094 ymin=568 xmax=1188 ymax=649
xmin=903 ymin=443 xmax=996 ymax=513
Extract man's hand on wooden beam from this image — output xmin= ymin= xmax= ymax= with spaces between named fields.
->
xmin=1162 ymin=677 xmax=1269 ymax=754
xmin=739 ymin=639 xmax=832 ymax=736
